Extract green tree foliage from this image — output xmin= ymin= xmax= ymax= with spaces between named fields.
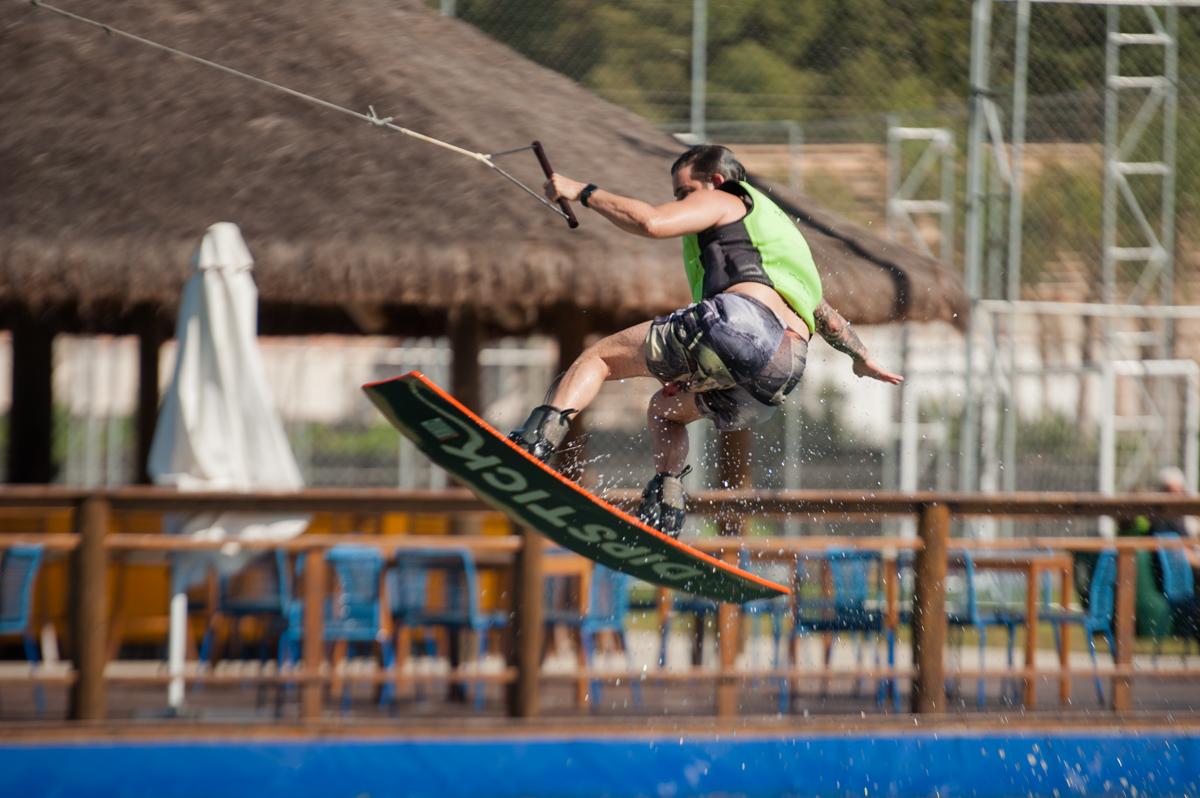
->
xmin=452 ymin=0 xmax=976 ymax=123
xmin=450 ymin=1 xmax=1200 ymax=127
xmin=450 ymin=1 xmax=1200 ymax=294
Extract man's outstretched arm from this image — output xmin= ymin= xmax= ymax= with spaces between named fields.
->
xmin=543 ymin=174 xmax=739 ymax=239
xmin=813 ymin=299 xmax=903 ymax=385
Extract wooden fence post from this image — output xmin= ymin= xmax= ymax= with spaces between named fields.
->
xmin=716 ymin=552 xmax=741 ymax=717
xmin=508 ymin=527 xmax=543 ymax=717
xmin=301 ymin=546 xmax=326 ymax=721
xmin=714 ymin=429 xmax=751 ymax=717
xmin=1111 ymin=547 xmax=1137 ymax=712
xmin=69 ymin=494 xmax=109 ymax=721
xmin=911 ymin=501 xmax=949 ymax=713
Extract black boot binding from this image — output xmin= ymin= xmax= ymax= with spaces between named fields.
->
xmin=508 ymin=405 xmax=576 ymax=463
xmin=636 ymin=465 xmax=692 ymax=538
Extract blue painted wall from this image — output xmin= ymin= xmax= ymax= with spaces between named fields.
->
xmin=1 ymin=730 xmax=1196 ymax=798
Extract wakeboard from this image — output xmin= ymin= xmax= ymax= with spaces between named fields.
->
xmin=363 ymin=373 xmax=789 ymax=603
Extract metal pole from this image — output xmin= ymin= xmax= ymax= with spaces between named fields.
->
xmin=1102 ymin=5 xmax=1120 ymax=308
xmin=1001 ymin=0 xmax=1031 ymax=498
xmin=1099 ymin=360 xmax=1116 ymax=538
xmin=1160 ymin=6 xmax=1179 ymax=356
xmin=784 ymin=402 xmax=802 ymax=536
xmin=940 ymin=131 xmax=956 ymax=266
xmin=960 ymin=0 xmax=994 ymax=492
xmin=1187 ymin=368 xmax=1200 ymax=493
xmin=898 ymin=325 xmax=919 ymax=540
xmin=691 ymin=0 xmax=707 ymax=142
xmin=167 ymin=590 xmax=187 ymax=709
xmin=886 ymin=117 xmax=901 ymax=241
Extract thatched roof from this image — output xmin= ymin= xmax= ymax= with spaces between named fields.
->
xmin=0 ymin=0 xmax=967 ymax=336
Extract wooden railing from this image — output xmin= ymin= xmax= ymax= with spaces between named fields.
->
xmin=0 ymin=487 xmax=1198 ymax=721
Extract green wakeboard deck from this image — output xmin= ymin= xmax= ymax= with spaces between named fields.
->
xmin=363 ymin=373 xmax=789 ymax=603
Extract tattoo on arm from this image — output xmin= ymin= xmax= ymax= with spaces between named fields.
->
xmin=814 ymin=300 xmax=869 ymax=362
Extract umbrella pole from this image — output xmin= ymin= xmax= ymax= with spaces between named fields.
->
xmin=167 ymin=591 xmax=188 ymax=709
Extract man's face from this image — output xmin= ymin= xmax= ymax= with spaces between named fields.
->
xmin=672 ymin=165 xmax=717 ymax=201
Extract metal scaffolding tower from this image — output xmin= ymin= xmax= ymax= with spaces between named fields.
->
xmin=1102 ymin=4 xmax=1179 ymax=348
xmin=960 ymin=0 xmax=1192 ymax=508
xmin=886 ymin=126 xmax=957 ymax=264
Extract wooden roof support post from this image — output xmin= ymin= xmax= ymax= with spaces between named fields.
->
xmin=555 ymin=305 xmax=589 ymax=483
xmin=8 ymin=308 xmax=54 ymax=484
xmin=135 ymin=308 xmax=167 ymax=485
xmin=911 ymin=501 xmax=949 ymax=714
xmin=450 ymin=309 xmax=482 ymax=415
xmin=69 ymin=494 xmax=109 ymax=720
xmin=1111 ymin=548 xmax=1137 ymax=712
xmin=301 ymin=546 xmax=326 ymax=721
xmin=508 ymin=526 xmax=543 ymax=717
xmin=450 ymin=309 xmax=484 ymax=536
xmin=715 ymin=428 xmax=752 ymax=717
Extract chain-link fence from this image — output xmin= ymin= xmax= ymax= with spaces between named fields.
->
xmin=445 ymin=1 xmax=1200 ymax=291
xmin=443 ymin=1 xmax=1200 ymax=503
xmin=26 ymin=3 xmax=1200 ymax=509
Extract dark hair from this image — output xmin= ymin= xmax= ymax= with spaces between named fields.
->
xmin=670 ymin=144 xmax=746 ymax=184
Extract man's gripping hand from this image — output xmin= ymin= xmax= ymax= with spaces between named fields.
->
xmin=544 ymin=174 xmax=588 ymax=203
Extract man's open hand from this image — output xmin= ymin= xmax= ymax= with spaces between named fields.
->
xmin=853 ymin=356 xmax=903 ymax=385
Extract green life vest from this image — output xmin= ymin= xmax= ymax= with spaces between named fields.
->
xmin=682 ymin=182 xmax=823 ymax=333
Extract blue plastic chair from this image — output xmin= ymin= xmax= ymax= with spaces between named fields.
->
xmin=281 ymin=546 xmax=394 ymax=711
xmin=327 ymin=546 xmax=394 ymax=709
xmin=199 ymin=550 xmax=291 ymax=670
xmin=1153 ymin=532 xmax=1196 ymax=658
xmin=738 ymin=552 xmax=789 ymax=664
xmin=577 ymin=565 xmax=643 ymax=707
xmin=659 ymin=591 xmax=719 ymax=671
xmin=659 ymin=553 xmax=788 ymax=674
xmin=389 ymin=548 xmax=507 ymax=710
xmin=542 ymin=552 xmax=590 ymax=674
xmin=945 ymin=550 xmax=1022 ymax=707
xmin=736 ymin=552 xmax=789 ymax=710
xmin=787 ymin=549 xmax=888 ymax=711
xmin=0 ymin=544 xmax=46 ymax=714
xmin=659 ymin=556 xmax=788 ymax=709
xmin=1043 ymin=550 xmax=1117 ymax=704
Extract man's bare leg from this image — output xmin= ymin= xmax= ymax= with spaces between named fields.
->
xmin=547 ymin=321 xmax=654 ymax=413
xmin=647 ymin=389 xmax=703 ymax=474
xmin=511 ymin=321 xmax=654 ymax=461
xmin=637 ymin=389 xmax=704 ymax=537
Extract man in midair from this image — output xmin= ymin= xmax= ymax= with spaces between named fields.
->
xmin=510 ymin=145 xmax=902 ymax=536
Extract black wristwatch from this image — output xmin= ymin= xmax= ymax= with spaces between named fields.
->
xmin=579 ymin=184 xmax=599 ymax=208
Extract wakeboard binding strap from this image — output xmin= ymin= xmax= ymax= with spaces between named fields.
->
xmin=508 ymin=405 xmax=577 ymax=462
xmin=636 ymin=465 xmax=693 ymax=538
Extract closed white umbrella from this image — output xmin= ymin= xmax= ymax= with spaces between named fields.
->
xmin=149 ymin=222 xmax=309 ymax=710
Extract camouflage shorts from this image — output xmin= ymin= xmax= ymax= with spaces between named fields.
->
xmin=644 ymin=293 xmax=808 ymax=431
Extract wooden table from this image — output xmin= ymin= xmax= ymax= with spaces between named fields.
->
xmin=952 ymin=549 xmax=1074 ymax=707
